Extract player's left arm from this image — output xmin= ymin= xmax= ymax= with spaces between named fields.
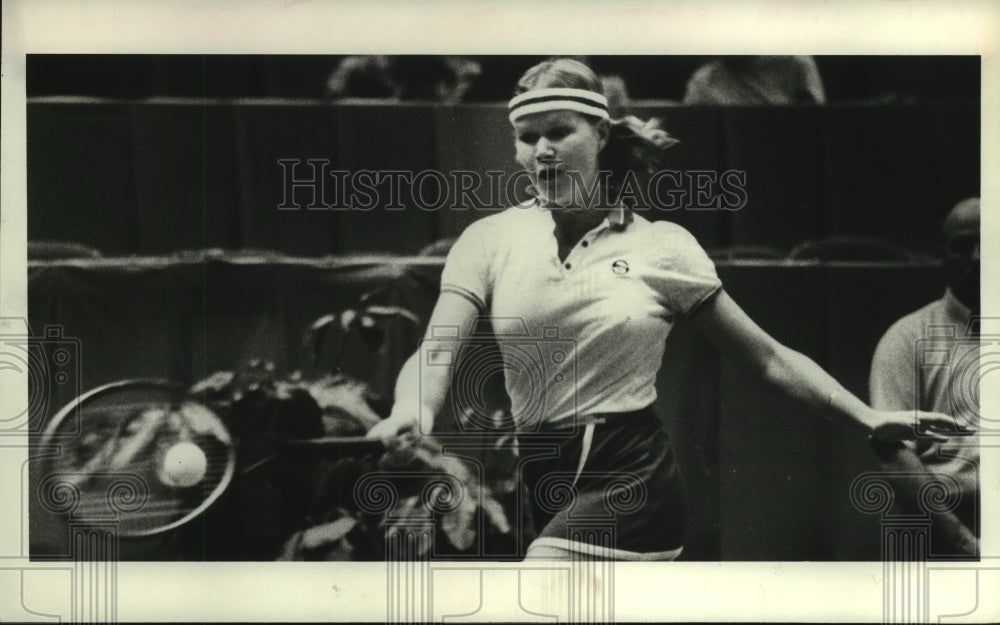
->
xmin=690 ymin=289 xmax=958 ymax=442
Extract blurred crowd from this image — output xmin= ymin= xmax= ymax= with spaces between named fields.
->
xmin=324 ymin=55 xmax=827 ymax=107
xmin=324 ymin=55 xmax=483 ymax=103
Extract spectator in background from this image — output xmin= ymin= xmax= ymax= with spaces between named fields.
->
xmin=325 ymin=55 xmax=481 ymax=103
xmin=869 ymin=197 xmax=981 ymax=557
xmin=683 ymin=56 xmax=825 ymax=105
xmin=324 ymin=55 xmax=395 ymax=99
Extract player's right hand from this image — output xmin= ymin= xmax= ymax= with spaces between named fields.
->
xmin=366 ymin=413 xmax=416 ymax=439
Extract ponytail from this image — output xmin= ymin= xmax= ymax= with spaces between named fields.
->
xmin=602 ymin=115 xmax=679 ymax=202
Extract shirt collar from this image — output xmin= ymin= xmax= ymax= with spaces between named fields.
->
xmin=528 ymin=191 xmax=633 ymax=232
xmin=943 ymin=287 xmax=972 ymax=321
xmin=607 ymin=205 xmax=633 ymax=231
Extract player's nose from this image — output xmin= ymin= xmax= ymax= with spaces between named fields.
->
xmin=535 ymin=137 xmax=555 ymax=160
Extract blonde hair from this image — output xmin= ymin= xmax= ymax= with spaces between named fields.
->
xmin=514 ymin=58 xmax=678 ymax=201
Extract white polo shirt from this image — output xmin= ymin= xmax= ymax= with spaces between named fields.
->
xmin=440 ymin=202 xmax=722 ymax=428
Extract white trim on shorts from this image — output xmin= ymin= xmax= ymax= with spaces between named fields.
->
xmin=526 ymin=537 xmax=684 ymax=562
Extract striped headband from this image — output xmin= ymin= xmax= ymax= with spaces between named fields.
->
xmin=508 ymin=87 xmax=610 ymax=123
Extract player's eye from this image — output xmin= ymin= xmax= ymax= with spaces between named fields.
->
xmin=518 ymin=132 xmax=538 ymax=144
xmin=547 ymin=126 xmax=571 ymax=140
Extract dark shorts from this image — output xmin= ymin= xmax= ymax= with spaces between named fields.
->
xmin=517 ymin=406 xmax=688 ymax=559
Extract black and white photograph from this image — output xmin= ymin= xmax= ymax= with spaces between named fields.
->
xmin=2 ymin=1 xmax=998 ymax=622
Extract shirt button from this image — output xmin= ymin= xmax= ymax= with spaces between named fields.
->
xmin=565 ymin=262 xmax=572 ymax=270
xmin=582 ymin=241 xmax=589 ymax=248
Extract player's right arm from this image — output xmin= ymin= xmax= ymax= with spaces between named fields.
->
xmin=367 ymin=291 xmax=480 ymax=438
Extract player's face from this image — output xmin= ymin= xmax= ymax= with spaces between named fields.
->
xmin=514 ymin=110 xmax=608 ymax=207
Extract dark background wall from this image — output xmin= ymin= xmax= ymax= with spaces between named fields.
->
xmin=27 ymin=55 xmax=980 ymax=258
xmin=27 ymin=102 xmax=979 ymax=257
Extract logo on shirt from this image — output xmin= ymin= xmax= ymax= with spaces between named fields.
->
xmin=612 ymin=260 xmax=630 ymax=276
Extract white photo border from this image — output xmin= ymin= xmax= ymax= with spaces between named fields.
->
xmin=2 ymin=0 xmax=998 ymax=622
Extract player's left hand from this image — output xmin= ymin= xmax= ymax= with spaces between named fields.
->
xmin=869 ymin=410 xmax=975 ymax=443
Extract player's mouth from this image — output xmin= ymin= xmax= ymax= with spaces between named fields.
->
xmin=536 ymin=161 xmax=563 ymax=182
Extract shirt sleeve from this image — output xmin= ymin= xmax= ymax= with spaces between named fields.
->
xmin=439 ymin=220 xmax=492 ymax=312
xmin=647 ymin=222 xmax=723 ymax=315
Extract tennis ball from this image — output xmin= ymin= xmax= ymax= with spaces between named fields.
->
xmin=161 ymin=441 xmax=207 ymax=488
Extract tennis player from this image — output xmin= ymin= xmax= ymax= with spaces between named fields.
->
xmin=369 ymin=58 xmax=965 ymax=561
